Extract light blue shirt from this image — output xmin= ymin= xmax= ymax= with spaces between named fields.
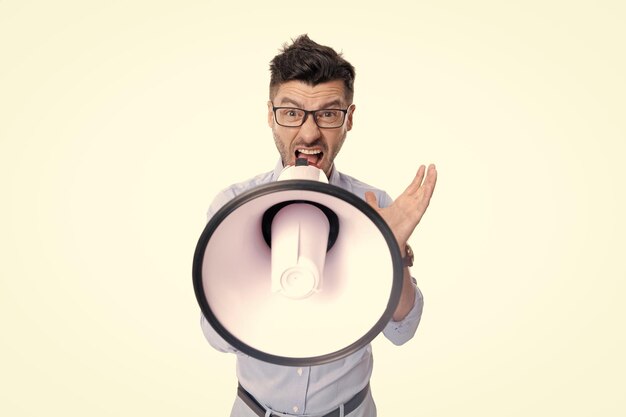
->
xmin=201 ymin=161 xmax=424 ymax=416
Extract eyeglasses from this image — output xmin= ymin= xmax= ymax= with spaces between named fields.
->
xmin=272 ymin=106 xmax=349 ymax=129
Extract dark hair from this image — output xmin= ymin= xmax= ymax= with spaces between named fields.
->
xmin=269 ymin=34 xmax=356 ymax=103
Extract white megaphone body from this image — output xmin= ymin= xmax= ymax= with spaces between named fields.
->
xmin=193 ymin=159 xmax=403 ymax=366
xmin=271 ymin=161 xmax=331 ymax=298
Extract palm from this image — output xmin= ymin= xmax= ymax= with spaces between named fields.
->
xmin=365 ymin=164 xmax=437 ymax=248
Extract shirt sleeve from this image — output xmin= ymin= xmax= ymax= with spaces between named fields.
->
xmin=198 ymin=188 xmax=241 ymax=354
xmin=382 ymin=281 xmax=424 ymax=345
xmin=205 ymin=187 xmax=238 ymax=219
xmin=200 ymin=314 xmax=237 ymax=353
xmin=375 ymin=190 xmax=425 ymax=346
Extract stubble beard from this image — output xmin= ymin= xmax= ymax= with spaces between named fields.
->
xmin=271 ymin=129 xmax=347 ymax=177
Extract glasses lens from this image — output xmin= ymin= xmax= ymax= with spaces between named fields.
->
xmin=315 ymin=110 xmax=345 ymax=128
xmin=276 ymin=108 xmax=305 ymax=126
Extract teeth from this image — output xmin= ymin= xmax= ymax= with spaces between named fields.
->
xmin=297 ymin=149 xmax=321 ymax=155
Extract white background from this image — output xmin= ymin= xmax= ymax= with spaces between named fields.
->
xmin=1 ymin=1 xmax=624 ymax=415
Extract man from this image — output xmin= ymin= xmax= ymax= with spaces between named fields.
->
xmin=200 ymin=34 xmax=437 ymax=417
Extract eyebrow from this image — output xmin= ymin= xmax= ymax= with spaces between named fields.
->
xmin=277 ymin=97 xmax=345 ymax=109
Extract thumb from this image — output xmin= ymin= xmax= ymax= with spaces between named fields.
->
xmin=364 ymin=191 xmax=379 ymax=209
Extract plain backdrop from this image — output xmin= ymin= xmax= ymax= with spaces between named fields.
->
xmin=1 ymin=1 xmax=624 ymax=416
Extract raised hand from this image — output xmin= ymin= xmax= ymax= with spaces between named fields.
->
xmin=365 ymin=164 xmax=437 ymax=250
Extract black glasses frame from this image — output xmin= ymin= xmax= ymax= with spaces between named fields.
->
xmin=272 ymin=106 xmax=349 ymax=129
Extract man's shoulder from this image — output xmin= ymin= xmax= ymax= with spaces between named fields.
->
xmin=334 ymin=170 xmax=394 ymax=208
xmin=207 ymin=170 xmax=274 ymax=217
xmin=335 ymin=170 xmax=386 ymax=193
xmin=222 ymin=170 xmax=275 ymax=196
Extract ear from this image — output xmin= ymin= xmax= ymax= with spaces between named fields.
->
xmin=346 ymin=104 xmax=356 ymax=131
xmin=267 ymin=101 xmax=274 ymax=128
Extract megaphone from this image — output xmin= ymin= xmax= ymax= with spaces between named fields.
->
xmin=193 ymin=160 xmax=403 ymax=366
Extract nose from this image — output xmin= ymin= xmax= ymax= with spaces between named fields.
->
xmin=298 ymin=113 xmax=321 ymax=143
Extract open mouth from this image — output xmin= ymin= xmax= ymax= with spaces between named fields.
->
xmin=295 ymin=149 xmax=323 ymax=167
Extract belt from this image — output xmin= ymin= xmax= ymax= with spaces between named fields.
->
xmin=237 ymin=382 xmax=370 ymax=417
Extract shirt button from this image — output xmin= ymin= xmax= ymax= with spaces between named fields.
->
xmin=297 ymin=368 xmax=303 ymax=376
xmin=293 ymin=406 xmax=299 ymax=412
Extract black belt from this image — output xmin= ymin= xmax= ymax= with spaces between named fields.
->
xmin=237 ymin=382 xmax=370 ymax=417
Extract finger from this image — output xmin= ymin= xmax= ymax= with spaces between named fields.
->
xmin=364 ymin=191 xmax=379 ymax=209
xmin=416 ymin=165 xmax=438 ymax=208
xmin=405 ymin=165 xmax=426 ymax=195
xmin=423 ymin=164 xmax=437 ymax=197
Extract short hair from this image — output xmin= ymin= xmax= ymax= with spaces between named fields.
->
xmin=269 ymin=34 xmax=356 ymax=103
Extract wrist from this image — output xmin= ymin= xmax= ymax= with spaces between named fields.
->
xmin=402 ymin=243 xmax=414 ymax=267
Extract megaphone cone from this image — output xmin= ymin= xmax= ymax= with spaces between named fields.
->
xmin=193 ymin=164 xmax=403 ymax=366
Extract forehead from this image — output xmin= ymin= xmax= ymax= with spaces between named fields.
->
xmin=273 ymin=80 xmax=348 ymax=107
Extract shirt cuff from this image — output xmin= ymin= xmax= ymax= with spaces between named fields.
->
xmin=200 ymin=313 xmax=237 ymax=353
xmin=382 ymin=281 xmax=424 ymax=346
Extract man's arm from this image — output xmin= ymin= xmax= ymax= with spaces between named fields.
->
xmin=393 ymin=263 xmax=418 ymax=321
xmin=200 ymin=314 xmax=237 ymax=353
xmin=198 ymin=187 xmax=243 ymax=353
xmin=365 ymin=164 xmax=437 ymax=321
